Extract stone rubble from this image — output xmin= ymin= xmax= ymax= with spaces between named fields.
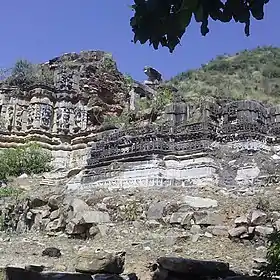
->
xmin=1 ymin=193 xmax=279 ymax=245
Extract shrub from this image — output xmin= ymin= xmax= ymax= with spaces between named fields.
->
xmin=6 ymin=59 xmax=54 ymax=89
xmin=8 ymin=59 xmax=36 ymax=88
xmin=258 ymin=231 xmax=280 ymax=279
xmin=0 ymin=142 xmax=52 ymax=180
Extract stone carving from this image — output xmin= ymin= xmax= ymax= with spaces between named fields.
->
xmin=73 ymin=107 xmax=87 ymax=131
xmin=15 ymin=104 xmax=25 ymax=130
xmin=40 ymin=104 xmax=53 ymax=130
xmin=7 ymin=105 xmax=14 ymax=130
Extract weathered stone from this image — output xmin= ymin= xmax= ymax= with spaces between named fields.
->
xmin=48 ymin=195 xmax=64 ymax=210
xmin=147 ymin=201 xmax=167 ymax=220
xmin=169 ymin=212 xmax=185 ymax=224
xmin=208 ymin=225 xmax=229 ymax=236
xmin=65 ymin=218 xmax=88 ymax=235
xmin=30 ymin=197 xmax=47 ymax=208
xmin=156 ymin=257 xmax=229 ymax=277
xmin=190 ymin=225 xmax=202 ymax=234
xmin=49 ymin=209 xmax=60 ymax=221
xmin=97 ymin=224 xmax=109 ymax=237
xmin=146 ymin=220 xmax=162 ymax=229
xmin=228 ymin=226 xmax=247 ymax=237
xmin=191 ymin=234 xmax=201 ymax=242
xmin=45 ymin=216 xmax=65 ymax=232
xmin=275 ymin=219 xmax=280 ymax=231
xmin=183 ymin=196 xmax=218 ymax=208
xmin=234 ymin=215 xmax=249 ymax=225
xmin=75 ymin=250 xmax=126 ymax=274
xmin=25 ymin=264 xmax=45 ymax=272
xmin=251 ymin=210 xmax=267 ymax=225
xmin=255 ymin=226 xmax=274 ymax=236
xmin=42 ymin=247 xmax=61 ymax=258
xmin=68 ymin=198 xmax=89 ymax=215
xmin=77 ymin=210 xmax=111 ymax=224
xmin=194 ymin=211 xmax=225 ymax=225
xmin=88 ymin=225 xmax=100 ymax=237
xmin=41 ymin=209 xmax=51 ymax=218
xmin=181 ymin=212 xmax=194 ymax=226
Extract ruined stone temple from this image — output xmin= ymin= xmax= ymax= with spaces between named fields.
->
xmin=1 ymin=50 xmax=280 ymax=191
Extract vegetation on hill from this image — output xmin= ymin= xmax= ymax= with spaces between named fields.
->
xmin=167 ymin=46 xmax=280 ymax=105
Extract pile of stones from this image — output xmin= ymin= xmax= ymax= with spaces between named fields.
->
xmin=1 ymin=193 xmax=279 ymax=243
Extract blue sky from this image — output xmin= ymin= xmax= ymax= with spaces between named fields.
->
xmin=0 ymin=1 xmax=279 ymax=82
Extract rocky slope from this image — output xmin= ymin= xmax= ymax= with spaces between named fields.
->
xmin=168 ymin=46 xmax=280 ymax=104
xmin=0 ymin=172 xmax=279 ymax=278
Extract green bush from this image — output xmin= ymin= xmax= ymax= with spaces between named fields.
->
xmin=8 ymin=59 xmax=35 ymax=88
xmin=259 ymin=231 xmax=280 ymax=279
xmin=6 ymin=59 xmax=54 ymax=89
xmin=0 ymin=143 xmax=52 ymax=180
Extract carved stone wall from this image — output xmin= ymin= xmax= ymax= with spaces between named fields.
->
xmin=78 ymin=99 xmax=280 ymax=190
xmin=0 ymin=51 xmax=129 ymax=169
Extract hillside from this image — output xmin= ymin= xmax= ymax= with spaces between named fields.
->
xmin=168 ymin=46 xmax=280 ymax=104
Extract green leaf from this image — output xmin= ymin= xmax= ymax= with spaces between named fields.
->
xmin=194 ymin=4 xmax=203 ymax=22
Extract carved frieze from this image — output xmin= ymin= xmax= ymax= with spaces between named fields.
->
xmin=40 ymin=104 xmax=53 ymax=130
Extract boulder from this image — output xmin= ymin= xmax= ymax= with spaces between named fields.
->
xmin=48 ymin=195 xmax=64 ymax=210
xmin=208 ymin=225 xmax=229 ymax=236
xmin=170 ymin=212 xmax=185 ymax=224
xmin=68 ymin=198 xmax=89 ymax=215
xmin=156 ymin=257 xmax=229 ymax=277
xmin=77 ymin=210 xmax=110 ymax=224
xmin=181 ymin=212 xmax=194 ymax=226
xmin=65 ymin=218 xmax=88 ymax=235
xmin=147 ymin=201 xmax=167 ymax=220
xmin=255 ymin=226 xmax=274 ymax=236
xmin=42 ymin=247 xmax=61 ymax=258
xmin=234 ymin=215 xmax=249 ymax=226
xmin=45 ymin=216 xmax=66 ymax=232
xmin=75 ymin=250 xmax=126 ymax=274
xmin=228 ymin=226 xmax=247 ymax=237
xmin=251 ymin=210 xmax=267 ymax=226
xmin=183 ymin=196 xmax=218 ymax=208
xmin=190 ymin=225 xmax=202 ymax=235
xmin=194 ymin=211 xmax=225 ymax=226
xmin=30 ymin=197 xmax=47 ymax=208
xmin=49 ymin=209 xmax=60 ymax=221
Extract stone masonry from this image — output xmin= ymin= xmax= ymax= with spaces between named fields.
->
xmin=0 ymin=51 xmax=129 ymax=170
xmin=1 ymin=51 xmax=280 ymax=189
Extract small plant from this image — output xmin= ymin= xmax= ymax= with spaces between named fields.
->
xmin=101 ymin=53 xmax=116 ymax=72
xmin=8 ymin=59 xmax=36 ymax=88
xmin=0 ymin=187 xmax=22 ymax=199
xmin=258 ymin=231 xmax=280 ymax=279
xmin=257 ymin=197 xmax=270 ymax=212
xmin=123 ymin=73 xmax=134 ymax=89
xmin=103 ymin=109 xmax=134 ymax=128
xmin=0 ymin=142 xmax=52 ymax=181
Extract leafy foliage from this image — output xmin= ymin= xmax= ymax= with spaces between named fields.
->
xmin=0 ymin=187 xmax=22 ymax=199
xmin=167 ymin=46 xmax=280 ymax=104
xmin=130 ymin=0 xmax=270 ymax=52
xmin=258 ymin=231 xmax=280 ymax=279
xmin=103 ymin=109 xmax=135 ymax=128
xmin=0 ymin=143 xmax=52 ymax=180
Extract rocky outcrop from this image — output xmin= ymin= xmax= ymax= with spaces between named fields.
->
xmin=0 ymin=51 xmax=129 ymax=170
